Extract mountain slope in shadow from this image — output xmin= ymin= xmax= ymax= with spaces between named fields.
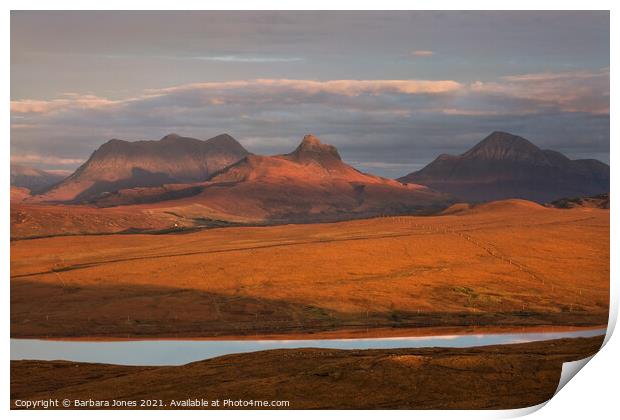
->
xmin=399 ymin=131 xmax=609 ymax=203
xmin=32 ymin=133 xmax=249 ymax=202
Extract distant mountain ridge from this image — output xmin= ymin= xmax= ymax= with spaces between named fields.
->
xmin=12 ymin=131 xmax=609 ymax=237
xmin=19 ymin=130 xmax=609 ymax=225
xmin=90 ymin=134 xmax=452 ymax=222
xmin=32 ymin=133 xmax=249 ymax=202
xmin=10 ymin=164 xmax=66 ymax=194
xmin=399 ymin=131 xmax=609 ymax=203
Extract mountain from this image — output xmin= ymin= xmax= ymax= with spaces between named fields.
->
xmin=10 ymin=164 xmax=66 ymax=194
xmin=32 ymin=133 xmax=249 ymax=202
xmin=207 ymin=134 xmax=372 ymax=185
xmin=90 ymin=134 xmax=452 ymax=223
xmin=399 ymin=131 xmax=610 ymax=203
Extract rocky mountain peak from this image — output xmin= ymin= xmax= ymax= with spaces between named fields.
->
xmin=289 ymin=134 xmax=342 ymax=162
xmin=463 ymin=131 xmax=544 ymax=162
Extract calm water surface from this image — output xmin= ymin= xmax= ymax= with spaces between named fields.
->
xmin=11 ymin=328 xmax=605 ymax=366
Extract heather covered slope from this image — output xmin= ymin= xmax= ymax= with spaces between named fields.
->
xmin=31 ymin=133 xmax=249 ymax=202
xmin=10 ymin=203 xmax=195 ymax=240
xmin=399 ymin=131 xmax=609 ymax=203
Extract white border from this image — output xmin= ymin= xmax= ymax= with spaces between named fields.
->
xmin=3 ymin=2 xmax=617 ymax=419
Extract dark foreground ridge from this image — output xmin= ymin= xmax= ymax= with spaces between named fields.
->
xmin=11 ymin=336 xmax=604 ymax=409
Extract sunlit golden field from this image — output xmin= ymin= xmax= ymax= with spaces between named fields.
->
xmin=10 ymin=200 xmax=609 ymax=338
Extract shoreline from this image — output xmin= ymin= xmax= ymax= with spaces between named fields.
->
xmin=12 ymin=323 xmax=607 ymax=342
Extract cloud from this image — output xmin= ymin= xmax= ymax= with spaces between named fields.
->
xmin=11 ymin=94 xmax=121 ymax=115
xmin=150 ymin=78 xmax=463 ymax=97
xmin=411 ymin=50 xmax=434 ymax=57
xmin=12 ymin=71 xmax=605 ymax=119
xmin=190 ymin=55 xmax=305 ymax=63
xmin=43 ymin=169 xmax=74 ymax=176
xmin=470 ymin=69 xmax=609 ymax=114
xmin=10 ymin=79 xmax=463 ymax=117
xmin=10 ymin=154 xmax=85 ymax=166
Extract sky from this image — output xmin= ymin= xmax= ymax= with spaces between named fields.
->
xmin=10 ymin=11 xmax=610 ymax=177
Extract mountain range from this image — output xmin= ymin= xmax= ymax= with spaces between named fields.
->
xmin=12 ymin=131 xmax=610 ymax=233
xmin=399 ymin=131 xmax=609 ymax=203
xmin=85 ymin=134 xmax=451 ymax=222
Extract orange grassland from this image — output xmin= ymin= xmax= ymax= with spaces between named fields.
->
xmin=10 ymin=200 xmax=609 ymax=338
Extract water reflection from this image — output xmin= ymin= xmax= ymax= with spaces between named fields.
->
xmin=11 ymin=328 xmax=605 ymax=366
